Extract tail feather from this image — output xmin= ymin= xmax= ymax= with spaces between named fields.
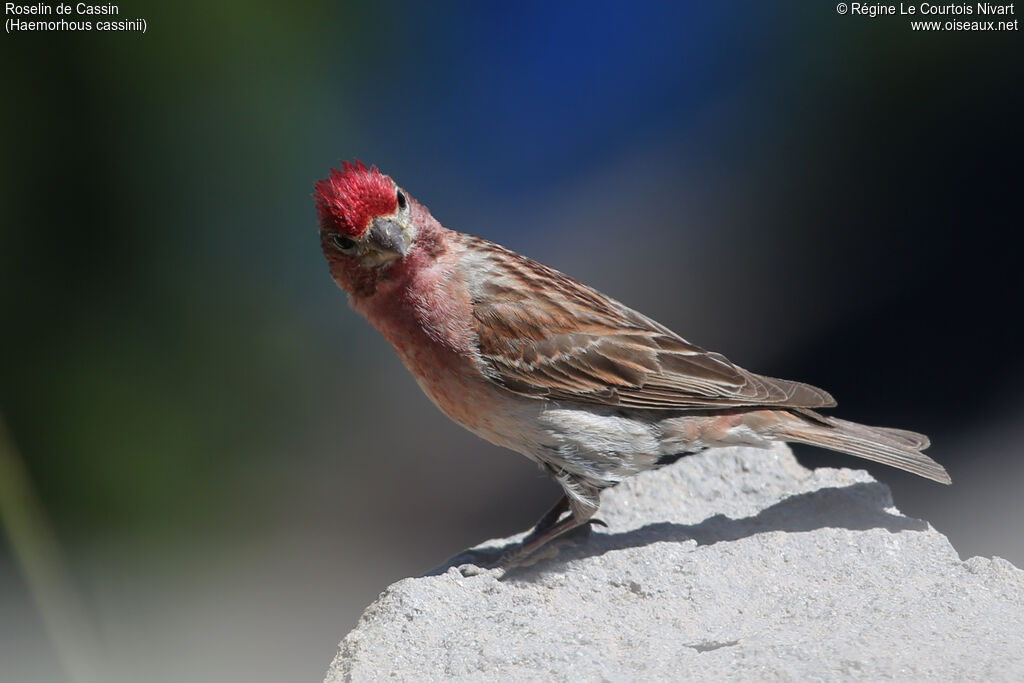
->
xmin=868 ymin=424 xmax=931 ymax=451
xmin=778 ymin=416 xmax=949 ymax=484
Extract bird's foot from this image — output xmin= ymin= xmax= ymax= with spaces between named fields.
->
xmin=457 ymin=563 xmax=507 ymax=579
xmin=450 ymin=507 xmax=607 ymax=579
xmin=456 ymin=530 xmax=588 ymax=579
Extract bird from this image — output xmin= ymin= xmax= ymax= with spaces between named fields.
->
xmin=313 ymin=160 xmax=949 ymax=572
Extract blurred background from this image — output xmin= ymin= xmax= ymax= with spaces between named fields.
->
xmin=2 ymin=1 xmax=1022 ymax=681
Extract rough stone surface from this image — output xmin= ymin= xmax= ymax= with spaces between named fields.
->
xmin=325 ymin=444 xmax=1024 ymax=682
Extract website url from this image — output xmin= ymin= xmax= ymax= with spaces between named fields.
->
xmin=911 ymin=18 xmax=1019 ymax=28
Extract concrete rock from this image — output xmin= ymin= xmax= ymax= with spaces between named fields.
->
xmin=325 ymin=444 xmax=1024 ymax=681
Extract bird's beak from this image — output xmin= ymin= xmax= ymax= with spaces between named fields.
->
xmin=367 ymin=217 xmax=409 ymax=259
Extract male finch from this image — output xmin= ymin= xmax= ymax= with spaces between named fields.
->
xmin=313 ymin=161 xmax=949 ymax=571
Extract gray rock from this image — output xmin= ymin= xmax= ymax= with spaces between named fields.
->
xmin=325 ymin=444 xmax=1024 ymax=682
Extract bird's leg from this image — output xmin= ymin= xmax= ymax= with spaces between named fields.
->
xmin=522 ymin=494 xmax=570 ymax=544
xmin=522 ymin=493 xmax=607 ymax=546
xmin=459 ymin=486 xmax=600 ymax=578
xmin=495 ymin=485 xmax=601 ymax=569
xmin=516 ymin=500 xmax=597 ymax=558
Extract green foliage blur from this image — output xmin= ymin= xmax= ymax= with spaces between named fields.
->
xmin=1 ymin=0 xmax=383 ymax=542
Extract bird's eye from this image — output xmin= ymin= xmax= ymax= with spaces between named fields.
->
xmin=396 ymin=190 xmax=407 ymax=210
xmin=331 ymin=233 xmax=356 ymax=251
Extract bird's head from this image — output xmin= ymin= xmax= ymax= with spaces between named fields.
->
xmin=313 ymin=161 xmax=422 ymax=295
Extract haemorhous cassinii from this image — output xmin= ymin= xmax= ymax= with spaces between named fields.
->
xmin=313 ymin=161 xmax=949 ymax=575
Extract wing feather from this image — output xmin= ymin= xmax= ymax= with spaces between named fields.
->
xmin=466 ymin=237 xmax=835 ymax=411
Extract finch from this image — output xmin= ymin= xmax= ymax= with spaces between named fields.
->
xmin=313 ymin=161 xmax=949 ymax=570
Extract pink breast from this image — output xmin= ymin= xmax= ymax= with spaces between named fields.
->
xmin=353 ymin=251 xmax=500 ymax=434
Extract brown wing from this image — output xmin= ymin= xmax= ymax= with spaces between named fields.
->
xmin=467 ymin=237 xmax=835 ymax=411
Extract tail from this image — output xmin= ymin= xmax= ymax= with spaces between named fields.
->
xmin=777 ymin=414 xmax=950 ymax=484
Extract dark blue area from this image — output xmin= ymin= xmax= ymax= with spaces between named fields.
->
xmin=347 ymin=3 xmax=771 ymax=196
